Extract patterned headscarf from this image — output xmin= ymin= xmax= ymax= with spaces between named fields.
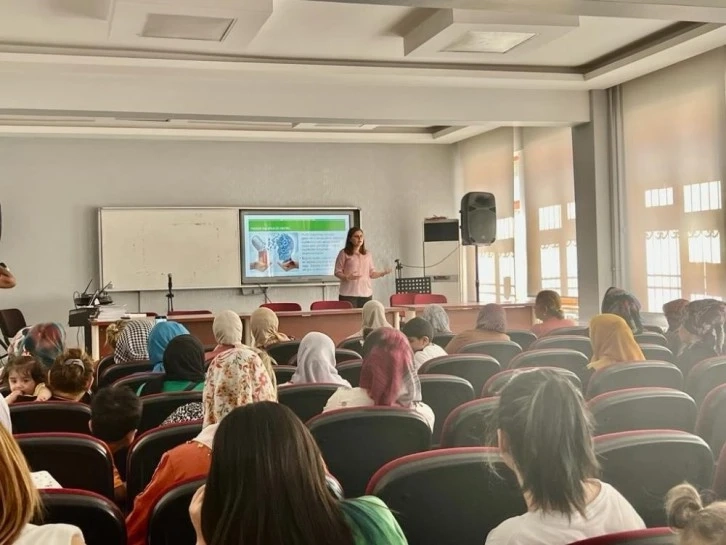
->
xmin=22 ymin=323 xmax=66 ymax=369
xmin=148 ymin=321 xmax=190 ymax=371
xmin=250 ymin=308 xmax=291 ymax=349
xmin=601 ymin=287 xmax=643 ymax=334
xmin=203 ymin=345 xmax=277 ymax=427
xmin=683 ymin=299 xmax=726 ymax=355
xmin=422 ymin=304 xmax=451 ymax=335
xmin=289 ymin=332 xmax=351 ymax=387
xmin=588 ymin=314 xmax=646 ymax=371
xmin=662 ymin=299 xmax=690 ymax=333
xmin=114 ymin=319 xmax=153 ymax=364
xmin=476 ymin=304 xmax=507 ymax=333
xmin=360 ymin=328 xmax=420 ymax=407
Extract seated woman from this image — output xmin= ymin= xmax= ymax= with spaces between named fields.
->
xmin=283 ymin=332 xmax=351 ymax=388
xmin=422 ymin=304 xmax=452 ymax=336
xmin=189 ymin=402 xmax=407 ymax=545
xmin=588 ymin=314 xmax=645 ymax=371
xmin=531 ymin=290 xmax=576 ymax=337
xmin=8 ymin=322 xmax=66 ymax=369
xmin=148 ymin=320 xmax=190 ymax=372
xmin=663 ymin=299 xmax=689 ymax=355
xmin=601 ymin=287 xmax=643 ymax=334
xmin=47 ymin=349 xmax=94 ymax=403
xmin=324 ymin=328 xmax=434 ymax=431
xmin=677 ymin=299 xmax=726 ymax=377
xmin=111 ymin=319 xmax=153 ymax=364
xmin=350 ymin=300 xmax=392 ymax=339
xmin=486 ymin=369 xmax=644 ymax=545
xmin=250 ymin=307 xmax=292 ymax=350
xmin=125 ymin=340 xmax=277 ymax=545
xmin=138 ymin=335 xmax=205 ymax=395
xmin=666 ymin=484 xmax=726 ymax=545
xmin=445 ymin=304 xmax=510 ymax=354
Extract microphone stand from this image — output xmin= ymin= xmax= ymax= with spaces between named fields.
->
xmin=166 ymin=274 xmax=174 ymax=314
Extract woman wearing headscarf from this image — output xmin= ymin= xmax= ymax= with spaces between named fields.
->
xmin=0 ymin=395 xmax=10 ymax=433
xmin=324 ymin=328 xmax=434 ymax=431
xmin=349 ymin=300 xmax=392 ymax=339
xmin=126 ymin=337 xmax=277 ymax=545
xmin=601 ymin=287 xmax=643 ymax=334
xmin=663 ymin=298 xmax=690 ymax=355
xmin=588 ymin=314 xmax=646 ymax=371
xmin=250 ymin=307 xmax=291 ymax=350
xmin=138 ymin=335 xmax=206 ymax=395
xmin=148 ymin=321 xmax=189 ymax=372
xmin=8 ymin=323 xmax=66 ymax=369
xmin=422 ymin=304 xmax=451 ymax=336
xmin=113 ymin=319 xmax=153 ymax=364
xmin=531 ymin=290 xmax=576 ymax=337
xmin=283 ymin=332 xmax=351 ymax=388
xmin=676 ymin=299 xmax=726 ymax=377
xmin=444 ymin=303 xmax=510 ymax=354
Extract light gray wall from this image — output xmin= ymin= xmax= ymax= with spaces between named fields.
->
xmin=0 ymin=138 xmax=455 ymax=327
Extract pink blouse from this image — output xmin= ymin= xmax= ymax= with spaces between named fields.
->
xmin=335 ymin=250 xmax=374 ymax=297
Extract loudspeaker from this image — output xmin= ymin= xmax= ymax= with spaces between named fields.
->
xmin=460 ymin=192 xmax=496 ymax=245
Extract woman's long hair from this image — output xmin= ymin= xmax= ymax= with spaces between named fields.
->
xmin=201 ymin=402 xmax=355 ymax=545
xmin=0 ymin=425 xmax=40 ymax=544
xmin=343 ymin=227 xmax=366 ymax=256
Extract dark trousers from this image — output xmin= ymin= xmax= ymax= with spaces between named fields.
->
xmin=339 ymin=295 xmax=373 ymax=309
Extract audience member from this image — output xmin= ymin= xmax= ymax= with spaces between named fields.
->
xmin=189 ymin=402 xmax=408 ymax=545
xmin=284 ymin=332 xmax=351 ymax=387
xmin=2 ymin=356 xmax=51 ymax=404
xmin=47 ymin=349 xmax=94 ymax=403
xmin=350 ymin=300 xmax=392 ymax=339
xmin=601 ymin=287 xmax=643 ymax=334
xmin=89 ymin=386 xmax=142 ymax=502
xmin=677 ymin=299 xmax=726 ymax=377
xmin=531 ymin=290 xmax=576 ymax=337
xmin=445 ymin=303 xmax=510 ymax=354
xmin=0 ymin=424 xmax=85 ymax=544
xmin=9 ymin=322 xmax=66 ymax=369
xmin=0 ymin=395 xmax=10 ymax=431
xmin=663 ymin=299 xmax=690 ymax=354
xmin=250 ymin=307 xmax=292 ymax=350
xmin=422 ymin=304 xmax=452 ymax=336
xmin=148 ymin=320 xmax=189 ymax=372
xmin=105 ymin=319 xmax=128 ymax=353
xmin=486 ymin=369 xmax=644 ymax=545
xmin=401 ymin=317 xmax=446 ymax=370
xmin=588 ymin=314 xmax=645 ymax=371
xmin=324 ymin=328 xmax=434 ymax=431
xmin=139 ymin=335 xmax=205 ymax=395
xmin=111 ymin=319 xmax=153 ymax=364
xmin=666 ymin=483 xmax=726 ymax=545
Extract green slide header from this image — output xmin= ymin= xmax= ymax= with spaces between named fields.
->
xmin=248 ymin=218 xmax=347 ymax=232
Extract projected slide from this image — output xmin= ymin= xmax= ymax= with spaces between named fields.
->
xmin=241 ymin=212 xmax=352 ymax=283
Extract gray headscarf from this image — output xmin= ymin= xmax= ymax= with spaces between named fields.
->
xmin=422 ymin=304 xmax=451 ymax=335
xmin=289 ymin=332 xmax=351 ymax=388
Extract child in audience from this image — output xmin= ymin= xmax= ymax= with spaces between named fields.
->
xmin=285 ymin=332 xmax=351 ymax=387
xmin=588 ymin=314 xmax=645 ymax=371
xmin=445 ymin=304 xmax=510 ymax=354
xmin=2 ymin=356 xmax=52 ymax=404
xmin=601 ymin=287 xmax=643 ymax=334
xmin=486 ymin=369 xmax=644 ymax=545
xmin=148 ymin=320 xmax=189 ymax=372
xmin=422 ymin=304 xmax=452 ymax=336
xmin=666 ymin=483 xmax=726 ymax=544
xmin=677 ymin=299 xmax=726 ymax=377
xmin=47 ymin=349 xmax=94 ymax=403
xmin=189 ymin=402 xmax=408 ymax=545
xmin=89 ymin=386 xmax=142 ymax=502
xmin=531 ymin=290 xmax=576 ymax=337
xmin=402 ymin=318 xmax=446 ymax=370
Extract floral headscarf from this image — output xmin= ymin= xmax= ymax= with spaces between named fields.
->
xmin=360 ymin=328 xmax=420 ymax=408
xmin=683 ymin=299 xmax=726 ymax=355
xmin=662 ymin=299 xmax=690 ymax=333
xmin=476 ymin=304 xmax=507 ymax=333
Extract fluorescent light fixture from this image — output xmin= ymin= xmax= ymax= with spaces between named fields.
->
xmin=443 ymin=31 xmax=536 ymax=53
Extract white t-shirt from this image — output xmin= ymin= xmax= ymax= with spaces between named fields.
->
xmin=486 ymin=481 xmax=645 ymax=545
xmin=323 ymin=387 xmax=435 ymax=431
xmin=16 ymin=523 xmax=83 ymax=545
xmin=413 ymin=343 xmax=447 ymax=371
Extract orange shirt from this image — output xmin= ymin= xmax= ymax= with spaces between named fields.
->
xmin=445 ymin=330 xmax=511 ymax=354
xmin=126 ymin=441 xmax=212 ymax=545
xmin=531 ymin=317 xmax=577 ymax=337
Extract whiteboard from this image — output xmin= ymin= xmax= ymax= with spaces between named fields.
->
xmin=99 ymin=208 xmax=241 ymax=291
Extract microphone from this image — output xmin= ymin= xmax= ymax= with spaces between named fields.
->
xmin=166 ymin=273 xmax=175 ymax=313
xmin=168 ymin=273 xmax=173 ymax=292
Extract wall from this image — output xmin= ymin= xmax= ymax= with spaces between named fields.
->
xmin=0 ymin=138 xmax=455 ymax=328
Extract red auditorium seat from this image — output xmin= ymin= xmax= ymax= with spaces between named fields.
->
xmin=114 ymin=371 xmax=165 ymax=395
xmin=588 ymin=387 xmax=697 ymax=435
xmin=508 ymin=349 xmax=591 ymax=385
xmin=126 ymin=421 xmax=203 ymax=502
xmin=595 ymin=430 xmax=713 ymax=527
xmin=695 ymin=383 xmax=726 ymax=455
xmin=639 ymin=344 xmax=675 ymax=364
xmin=506 ymin=329 xmax=537 ymax=350
xmin=419 ymin=374 xmax=475 ymax=444
xmin=587 ymin=362 xmax=683 ymax=399
xmin=37 ymin=488 xmax=127 ymax=545
xmin=439 ymin=397 xmax=499 ymax=448
xmin=98 ymin=360 xmax=154 ymax=388
xmin=16 ymin=433 xmax=115 ymax=499
xmin=432 ymin=333 xmax=455 ymax=348
xmin=168 ymin=310 xmax=212 ymax=316
xmin=634 ymin=332 xmax=668 ymax=347
xmin=570 ymin=528 xmax=674 ymax=545
xmin=266 ymin=340 xmax=302 ymax=365
xmin=337 ymin=336 xmax=363 ymax=354
xmin=546 ymin=325 xmax=589 ymax=336
xmin=307 ymin=407 xmax=431 ymax=497
xmin=260 ymin=302 xmax=302 ymax=312
xmin=412 ymin=294 xmax=447 ymax=304
xmin=336 ymin=360 xmax=362 ymax=387
xmin=419 ymin=354 xmax=500 ymax=396
xmin=139 ymin=392 xmax=203 ymax=433
xmin=529 ymin=335 xmax=593 ymax=359
xmin=390 ymin=293 xmax=417 ymax=306
xmin=9 ymin=401 xmax=91 ymax=434
xmin=367 ymin=448 xmax=526 ymax=545
xmin=459 ymin=341 xmax=522 ymax=367
xmin=686 ymin=356 xmax=726 ymax=405
xmin=148 ymin=478 xmax=204 ymax=545
xmin=278 ymin=383 xmax=342 ymax=423
xmin=310 ymin=300 xmax=353 ymax=310
xmin=481 ymin=367 xmax=582 ymax=398
xmin=288 ymin=348 xmax=361 ymax=366
xmin=273 ymin=365 xmax=296 ymax=385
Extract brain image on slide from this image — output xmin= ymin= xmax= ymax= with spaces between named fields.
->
xmin=250 ymin=233 xmax=299 ymax=272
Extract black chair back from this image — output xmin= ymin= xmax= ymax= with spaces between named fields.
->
xmin=432 ymin=333 xmax=455 ymax=348
xmin=336 ymin=360 xmax=363 ymax=387
xmin=643 ymin=325 xmax=666 ymax=335
xmin=460 ymin=341 xmax=522 ymax=367
xmin=0 ymin=308 xmax=26 ymax=342
xmin=546 ymin=325 xmax=589 ymax=336
xmin=94 ymin=355 xmax=116 ymax=391
xmin=287 ymin=348 xmax=361 ymax=366
xmin=419 ymin=354 xmax=500 ymax=395
xmin=148 ymin=478 xmax=205 ymax=545
xmin=640 ymin=344 xmax=675 ymax=364
xmin=337 ymin=337 xmax=363 ymax=354
xmin=10 ymin=401 xmax=91 ymax=434
xmin=686 ymin=357 xmax=726 ymax=405
xmin=419 ymin=374 xmax=475 ymax=444
xmin=278 ymin=383 xmax=341 ymax=423
xmin=530 ymin=335 xmax=592 ymax=359
xmin=506 ymin=330 xmax=537 ymax=350
xmin=99 ymin=360 xmax=154 ymax=388
xmin=267 ymin=341 xmax=302 ymax=365
xmin=139 ymin=392 xmax=203 ymax=433
xmin=696 ymin=384 xmax=726 ymax=456
xmin=440 ymin=397 xmax=499 ymax=447
xmin=112 ymin=371 xmax=165 ymax=395
xmin=635 ymin=332 xmax=668 ymax=347
xmin=509 ymin=348 xmax=590 ymax=385
xmin=587 ymin=362 xmax=683 ymax=399
xmin=273 ymin=365 xmax=296 ymax=385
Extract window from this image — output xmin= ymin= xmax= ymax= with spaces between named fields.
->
xmin=477 ymin=251 xmax=497 ymax=303
xmin=567 ymin=201 xmax=576 ymax=220
xmin=498 ymin=252 xmax=515 ymax=301
xmin=684 ymin=181 xmax=721 ymax=213
xmin=645 ymin=187 xmax=674 ymax=208
xmin=566 ymin=240 xmax=578 ymax=297
xmin=497 ymin=216 xmax=515 ymax=240
xmin=540 ymin=244 xmax=561 ymax=291
xmin=645 ymin=230 xmax=681 ymax=312
xmin=538 ymin=205 xmax=562 ymax=231
xmin=688 ymin=230 xmax=721 ymax=264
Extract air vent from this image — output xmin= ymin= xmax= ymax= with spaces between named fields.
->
xmin=141 ymin=14 xmax=235 ymax=42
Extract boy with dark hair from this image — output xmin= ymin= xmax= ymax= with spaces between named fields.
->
xmin=90 ymin=386 xmax=142 ymax=502
xmin=402 ymin=317 xmax=447 ymax=370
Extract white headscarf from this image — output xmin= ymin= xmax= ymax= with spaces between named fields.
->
xmin=0 ymin=395 xmax=11 ymax=432
xmin=357 ymin=301 xmax=391 ymax=336
xmin=289 ymin=332 xmax=351 ymax=387
xmin=213 ymin=310 xmax=243 ymax=346
xmin=422 ymin=304 xmax=451 ymax=335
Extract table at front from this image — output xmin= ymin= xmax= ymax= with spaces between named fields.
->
xmin=89 ymin=307 xmax=401 ymax=361
xmin=401 ymin=303 xmax=536 ymax=333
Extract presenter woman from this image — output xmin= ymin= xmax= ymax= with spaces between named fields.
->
xmin=334 ymin=228 xmax=391 ymax=309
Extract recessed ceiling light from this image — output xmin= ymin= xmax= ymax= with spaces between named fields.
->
xmin=141 ymin=14 xmax=235 ymax=42
xmin=443 ymin=31 xmax=536 ymax=53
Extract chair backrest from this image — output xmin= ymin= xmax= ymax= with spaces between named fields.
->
xmin=460 ymin=341 xmax=522 ymax=367
xmin=148 ymin=478 xmax=205 ymax=545
xmin=506 ymin=329 xmax=537 ymax=350
xmin=546 ymin=325 xmax=589 ymax=337
xmin=419 ymin=374 xmax=475 ymax=444
xmin=37 ymin=488 xmax=127 ymax=545
xmin=643 ymin=325 xmax=666 ymax=335
xmin=112 ymin=371 xmax=165 ymax=395
xmin=0 ymin=308 xmax=26 ymax=340
xmin=686 ymin=356 xmax=726 ymax=405
xmin=260 ymin=302 xmax=302 ymax=312
xmin=569 ymin=528 xmax=675 ymax=545
xmin=635 ymin=332 xmax=668 ymax=347
xmin=595 ymin=430 xmax=713 ymax=527
xmin=167 ymin=310 xmax=212 ymax=316
xmin=94 ymin=355 xmax=116 ymax=389
xmin=530 ymin=335 xmax=593 ymax=359
xmin=336 ymin=360 xmax=363 ymax=387
xmin=587 ymin=362 xmax=684 ymax=399
xmin=139 ymin=392 xmax=203 ymax=433
xmin=267 ymin=340 xmax=302 ymax=365
xmin=588 ymin=387 xmax=697 ymax=435
xmin=640 ymin=344 xmax=675 ymax=363
xmin=278 ymin=383 xmax=341 ymax=423
xmin=308 ymin=407 xmax=432 ymax=497
xmin=439 ymin=397 xmax=499 ymax=447
xmin=419 ymin=354 xmax=500 ymax=397
xmin=695 ymin=383 xmax=726 ymax=455
xmin=481 ymin=367 xmax=582 ymax=398
xmin=390 ymin=293 xmax=417 ymax=306
xmin=273 ymin=365 xmax=296 ymax=385
xmin=509 ymin=348 xmax=591 ymax=385
xmin=413 ymin=294 xmax=447 ymax=304
xmin=16 ymin=433 xmax=115 ymax=499
xmin=10 ymin=401 xmax=91 ymax=434
xmin=432 ymin=333 xmax=455 ymax=348
xmin=310 ymin=300 xmax=353 ymax=311
xmin=337 ymin=337 xmax=363 ymax=354
xmin=99 ymin=360 xmax=154 ymax=388
xmin=367 ymin=447 xmax=526 ymax=545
